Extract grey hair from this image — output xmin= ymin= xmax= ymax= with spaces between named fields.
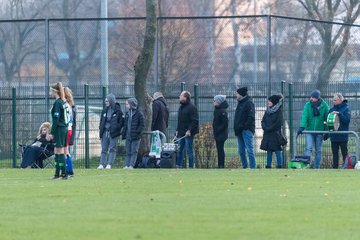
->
xmin=153 ymin=92 xmax=164 ymax=100
xmin=334 ymin=93 xmax=344 ymax=102
xmin=181 ymin=91 xmax=191 ymax=100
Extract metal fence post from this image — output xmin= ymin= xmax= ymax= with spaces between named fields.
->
xmin=180 ymin=82 xmax=186 ymax=168
xmin=181 ymin=82 xmax=185 ymax=92
xmin=288 ymin=83 xmax=294 ymax=160
xmin=45 ymin=19 xmax=50 ymax=121
xmin=102 ymin=85 xmax=108 ymax=109
xmin=267 ymin=15 xmax=272 ymax=97
xmin=194 ymin=84 xmax=199 ymax=108
xmin=12 ymin=88 xmax=17 ymax=168
xmin=281 ymin=81 xmax=286 ymax=167
xmin=84 ymin=84 xmax=90 ymax=168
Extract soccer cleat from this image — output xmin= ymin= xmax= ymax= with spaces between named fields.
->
xmin=51 ymin=175 xmax=61 ymax=180
xmin=61 ymin=175 xmax=68 ymax=180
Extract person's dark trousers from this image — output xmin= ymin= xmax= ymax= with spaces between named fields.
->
xmin=331 ymin=141 xmax=348 ymax=169
xmin=216 ymin=140 xmax=225 ymax=168
xmin=20 ymin=146 xmax=42 ymax=168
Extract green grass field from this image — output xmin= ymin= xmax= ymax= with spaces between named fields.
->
xmin=1 ymin=169 xmax=360 ymax=240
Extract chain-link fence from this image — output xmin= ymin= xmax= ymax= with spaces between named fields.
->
xmin=0 ymin=16 xmax=359 ymax=88
xmin=1 ymin=15 xmax=360 ymax=168
xmin=1 ymin=81 xmax=360 ymax=168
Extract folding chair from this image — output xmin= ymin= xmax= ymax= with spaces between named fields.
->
xmin=39 ymin=144 xmax=55 ymax=168
xmin=19 ymin=143 xmax=54 ymax=168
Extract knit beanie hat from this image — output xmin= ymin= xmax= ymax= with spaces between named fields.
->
xmin=310 ymin=89 xmax=321 ymax=99
xmin=268 ymin=94 xmax=282 ymax=105
xmin=213 ymin=95 xmax=226 ymax=105
xmin=237 ymin=87 xmax=248 ymax=97
xmin=127 ymin=97 xmax=138 ymax=110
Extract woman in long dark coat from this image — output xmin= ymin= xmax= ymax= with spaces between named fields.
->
xmin=260 ymin=94 xmax=284 ymax=168
xmin=212 ymin=95 xmax=228 ymax=168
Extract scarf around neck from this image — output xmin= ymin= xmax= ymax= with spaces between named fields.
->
xmin=266 ymin=102 xmax=282 ymax=114
xmin=311 ymin=99 xmax=322 ymax=116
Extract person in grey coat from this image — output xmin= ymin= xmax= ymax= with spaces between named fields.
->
xmin=122 ymin=98 xmax=145 ymax=169
xmin=98 ymin=93 xmax=124 ymax=169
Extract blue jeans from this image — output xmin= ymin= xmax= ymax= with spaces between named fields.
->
xmin=237 ymin=130 xmax=256 ymax=168
xmin=176 ymin=136 xmax=194 ymax=168
xmin=266 ymin=151 xmax=282 ymax=167
xmin=305 ymin=133 xmax=323 ymax=169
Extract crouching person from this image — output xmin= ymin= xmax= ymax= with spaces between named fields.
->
xmin=122 ymin=98 xmax=145 ymax=169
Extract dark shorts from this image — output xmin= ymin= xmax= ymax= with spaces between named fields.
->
xmin=54 ymin=127 xmax=68 ymax=148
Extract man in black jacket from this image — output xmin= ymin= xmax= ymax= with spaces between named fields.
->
xmin=151 ymin=92 xmax=169 ymax=134
xmin=98 ymin=93 xmax=124 ymax=169
xmin=234 ymin=87 xmax=256 ymax=168
xmin=176 ymin=91 xmax=199 ymax=168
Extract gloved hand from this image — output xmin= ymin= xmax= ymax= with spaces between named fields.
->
xmin=297 ymin=127 xmax=305 ymax=135
xmin=323 ymin=133 xmax=329 ymax=141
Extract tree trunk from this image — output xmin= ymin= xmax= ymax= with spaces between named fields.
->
xmin=158 ymin=0 xmax=167 ymax=94
xmin=316 ymin=27 xmax=350 ymax=91
xmin=294 ymin=22 xmax=310 ymax=82
xmin=134 ymin=0 xmax=157 ymax=157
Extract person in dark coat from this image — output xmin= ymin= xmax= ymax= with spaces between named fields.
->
xmin=260 ymin=94 xmax=284 ymax=168
xmin=151 ymin=92 xmax=169 ymax=134
xmin=122 ymin=97 xmax=145 ymax=169
xmin=98 ymin=93 xmax=124 ymax=169
xmin=176 ymin=91 xmax=199 ymax=168
xmin=234 ymin=87 xmax=256 ymax=168
xmin=212 ymin=95 xmax=228 ymax=168
xmin=20 ymin=122 xmax=54 ymax=168
xmin=325 ymin=93 xmax=351 ymax=169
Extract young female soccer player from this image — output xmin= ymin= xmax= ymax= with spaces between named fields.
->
xmin=50 ymin=82 xmax=69 ymax=179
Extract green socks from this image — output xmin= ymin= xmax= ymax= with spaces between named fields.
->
xmin=54 ymin=154 xmax=67 ymax=177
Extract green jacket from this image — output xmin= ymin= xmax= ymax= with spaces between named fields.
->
xmin=300 ymin=99 xmax=329 ymax=131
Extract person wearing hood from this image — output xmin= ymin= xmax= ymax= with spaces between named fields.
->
xmin=234 ymin=87 xmax=256 ymax=169
xmin=122 ymin=97 xmax=145 ymax=169
xmin=297 ymin=89 xmax=329 ymax=169
xmin=98 ymin=93 xmax=124 ymax=169
xmin=260 ymin=94 xmax=285 ymax=168
xmin=326 ymin=93 xmax=351 ymax=169
xmin=176 ymin=91 xmax=199 ymax=168
xmin=151 ymin=92 xmax=169 ymax=134
xmin=212 ymin=95 xmax=228 ymax=168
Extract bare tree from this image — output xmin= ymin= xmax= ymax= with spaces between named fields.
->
xmin=0 ymin=0 xmax=51 ymax=85
xmin=157 ymin=15 xmax=203 ymax=93
xmin=48 ymin=0 xmax=100 ymax=87
xmin=297 ymin=0 xmax=360 ymax=90
xmin=134 ymin=0 xmax=157 ymax=156
xmin=228 ymin=0 xmax=252 ymax=88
